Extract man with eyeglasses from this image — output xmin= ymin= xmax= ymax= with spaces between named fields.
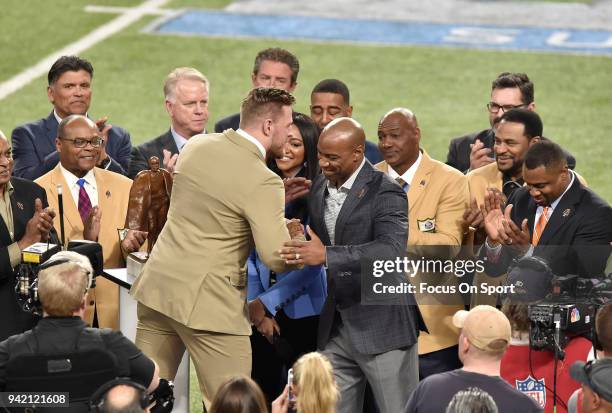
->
xmin=446 ymin=72 xmax=571 ymax=174
xmin=12 ymin=55 xmax=132 ymax=180
xmin=35 ymin=115 xmax=146 ymax=330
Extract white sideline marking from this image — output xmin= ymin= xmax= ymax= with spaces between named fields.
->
xmin=0 ymin=0 xmax=170 ymax=101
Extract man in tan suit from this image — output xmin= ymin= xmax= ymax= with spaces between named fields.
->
xmin=36 ymin=115 xmax=146 ymax=329
xmin=130 ymin=87 xmax=299 ymax=410
xmin=376 ymin=108 xmax=468 ymax=379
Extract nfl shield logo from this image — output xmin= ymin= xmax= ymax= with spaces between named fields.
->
xmin=516 ymin=375 xmax=546 ymax=408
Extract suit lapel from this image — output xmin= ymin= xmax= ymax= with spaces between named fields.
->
xmin=50 ymin=166 xmax=83 ymax=236
xmin=44 ymin=112 xmax=59 ymax=154
xmin=310 ymin=176 xmax=331 ymax=246
xmin=333 ymin=162 xmax=373 ymax=244
xmin=407 ymin=151 xmax=434 ymax=212
xmin=9 ymin=187 xmax=29 ymax=242
xmin=160 ymin=130 xmax=179 ymax=154
xmin=95 ymin=169 xmax=115 ymax=227
xmin=538 ymin=175 xmax=581 ymax=246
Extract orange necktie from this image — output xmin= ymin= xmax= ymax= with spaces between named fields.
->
xmin=532 ymin=206 xmax=550 ymax=246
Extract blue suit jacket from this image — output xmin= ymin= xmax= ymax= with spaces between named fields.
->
xmin=12 ymin=111 xmax=132 ymax=180
xmin=247 ymin=249 xmax=327 ymax=319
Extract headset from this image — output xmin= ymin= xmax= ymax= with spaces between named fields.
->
xmin=39 ymin=252 xmax=95 ymax=290
xmin=509 ymin=255 xmax=554 ymax=279
xmin=89 ymin=378 xmax=151 ymax=413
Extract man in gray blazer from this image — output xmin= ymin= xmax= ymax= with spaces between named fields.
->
xmin=128 ymin=67 xmax=209 ymax=178
xmin=281 ymin=118 xmax=423 ymax=413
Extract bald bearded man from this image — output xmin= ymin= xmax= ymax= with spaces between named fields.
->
xmin=280 ymin=118 xmax=422 ymax=413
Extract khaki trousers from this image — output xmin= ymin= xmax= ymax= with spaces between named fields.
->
xmin=135 ymin=303 xmax=251 ymax=410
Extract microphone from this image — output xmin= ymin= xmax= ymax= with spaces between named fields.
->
xmin=57 ymin=184 xmax=65 ymax=247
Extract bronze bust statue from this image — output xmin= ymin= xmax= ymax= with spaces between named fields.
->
xmin=125 ymin=156 xmax=173 ymax=255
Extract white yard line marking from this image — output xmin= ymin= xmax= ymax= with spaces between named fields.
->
xmin=0 ymin=0 xmax=170 ymax=101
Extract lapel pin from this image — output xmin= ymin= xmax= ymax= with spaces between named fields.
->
xmin=106 ymin=190 xmax=111 ymax=198
xmin=562 ymin=208 xmax=571 ymax=217
xmin=16 ymin=202 xmax=24 ymax=210
xmin=357 ymin=188 xmax=366 ymax=199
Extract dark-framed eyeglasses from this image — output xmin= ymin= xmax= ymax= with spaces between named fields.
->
xmin=486 ymin=102 xmax=529 ymax=114
xmin=60 ymin=136 xmax=104 ymax=148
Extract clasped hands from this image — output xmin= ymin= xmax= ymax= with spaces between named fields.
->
xmin=18 ymin=198 xmax=56 ymax=250
xmin=481 ymin=188 xmax=530 ymax=254
xmin=279 ymin=225 xmax=326 ymax=266
xmin=248 ymin=298 xmax=279 ymax=343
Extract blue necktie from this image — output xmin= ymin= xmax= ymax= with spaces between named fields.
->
xmin=396 ymin=177 xmax=409 ymax=193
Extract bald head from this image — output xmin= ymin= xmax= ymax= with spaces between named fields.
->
xmin=56 ymin=114 xmax=102 ymax=178
xmin=101 ymin=385 xmax=146 ymax=413
xmin=318 ymin=117 xmax=366 ymax=188
xmin=0 ymin=130 xmax=7 ymax=141
xmin=321 ymin=117 xmax=366 ymax=147
xmin=378 ymin=107 xmax=421 ymax=175
xmin=57 ymin=114 xmax=97 ymax=139
xmin=380 ymin=107 xmax=418 ymax=126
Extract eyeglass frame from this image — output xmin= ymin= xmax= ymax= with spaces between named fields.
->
xmin=486 ymin=102 xmax=530 ymax=114
xmin=59 ymin=136 xmax=105 ymax=148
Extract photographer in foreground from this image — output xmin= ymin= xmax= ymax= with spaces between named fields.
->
xmin=0 ymin=251 xmax=159 ymax=402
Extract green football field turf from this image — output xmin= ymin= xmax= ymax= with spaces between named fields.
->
xmin=1 ymin=1 xmax=610 ymax=410
xmin=1 ymin=0 xmax=610 ymax=203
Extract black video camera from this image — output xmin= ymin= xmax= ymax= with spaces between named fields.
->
xmin=16 ymin=241 xmax=103 ymax=315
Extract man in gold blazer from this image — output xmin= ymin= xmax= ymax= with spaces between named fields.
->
xmin=376 ymin=108 xmax=468 ymax=379
xmin=130 ymin=88 xmax=300 ymax=409
xmin=35 ymin=115 xmax=146 ymax=329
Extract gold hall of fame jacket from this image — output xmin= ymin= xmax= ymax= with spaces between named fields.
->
xmin=377 ymin=150 xmax=469 ymax=354
xmin=36 ymin=165 xmax=133 ymax=329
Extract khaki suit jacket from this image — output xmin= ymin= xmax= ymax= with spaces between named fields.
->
xmin=35 ymin=165 xmax=132 ymax=329
xmin=130 ymin=130 xmax=293 ymax=335
xmin=377 ymin=150 xmax=468 ymax=354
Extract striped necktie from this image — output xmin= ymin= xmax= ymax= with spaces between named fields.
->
xmin=395 ymin=176 xmax=409 ymax=193
xmin=77 ymin=178 xmax=93 ymax=223
xmin=532 ymin=206 xmax=550 ymax=246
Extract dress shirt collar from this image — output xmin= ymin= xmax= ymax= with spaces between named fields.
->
xmin=386 ymin=150 xmax=422 ymax=186
xmin=1 ymin=180 xmax=14 ymax=197
xmin=235 ymin=128 xmax=266 ymax=159
xmin=548 ymin=170 xmax=575 ymax=212
xmin=60 ymin=164 xmax=97 ymax=192
xmin=327 ymin=157 xmax=366 ymax=192
xmin=170 ymin=126 xmax=189 ymax=152
xmin=54 ymin=110 xmax=89 ymax=125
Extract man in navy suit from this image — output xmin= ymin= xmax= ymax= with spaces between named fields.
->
xmin=12 ymin=56 xmax=131 ymax=180
xmin=280 ymin=118 xmax=422 ymax=413
xmin=128 ymin=67 xmax=209 ymax=178
xmin=0 ymin=131 xmax=56 ymax=341
xmin=482 ymin=140 xmax=612 ymax=279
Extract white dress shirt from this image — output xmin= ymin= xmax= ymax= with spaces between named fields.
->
xmin=60 ymin=164 xmax=99 ymax=208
